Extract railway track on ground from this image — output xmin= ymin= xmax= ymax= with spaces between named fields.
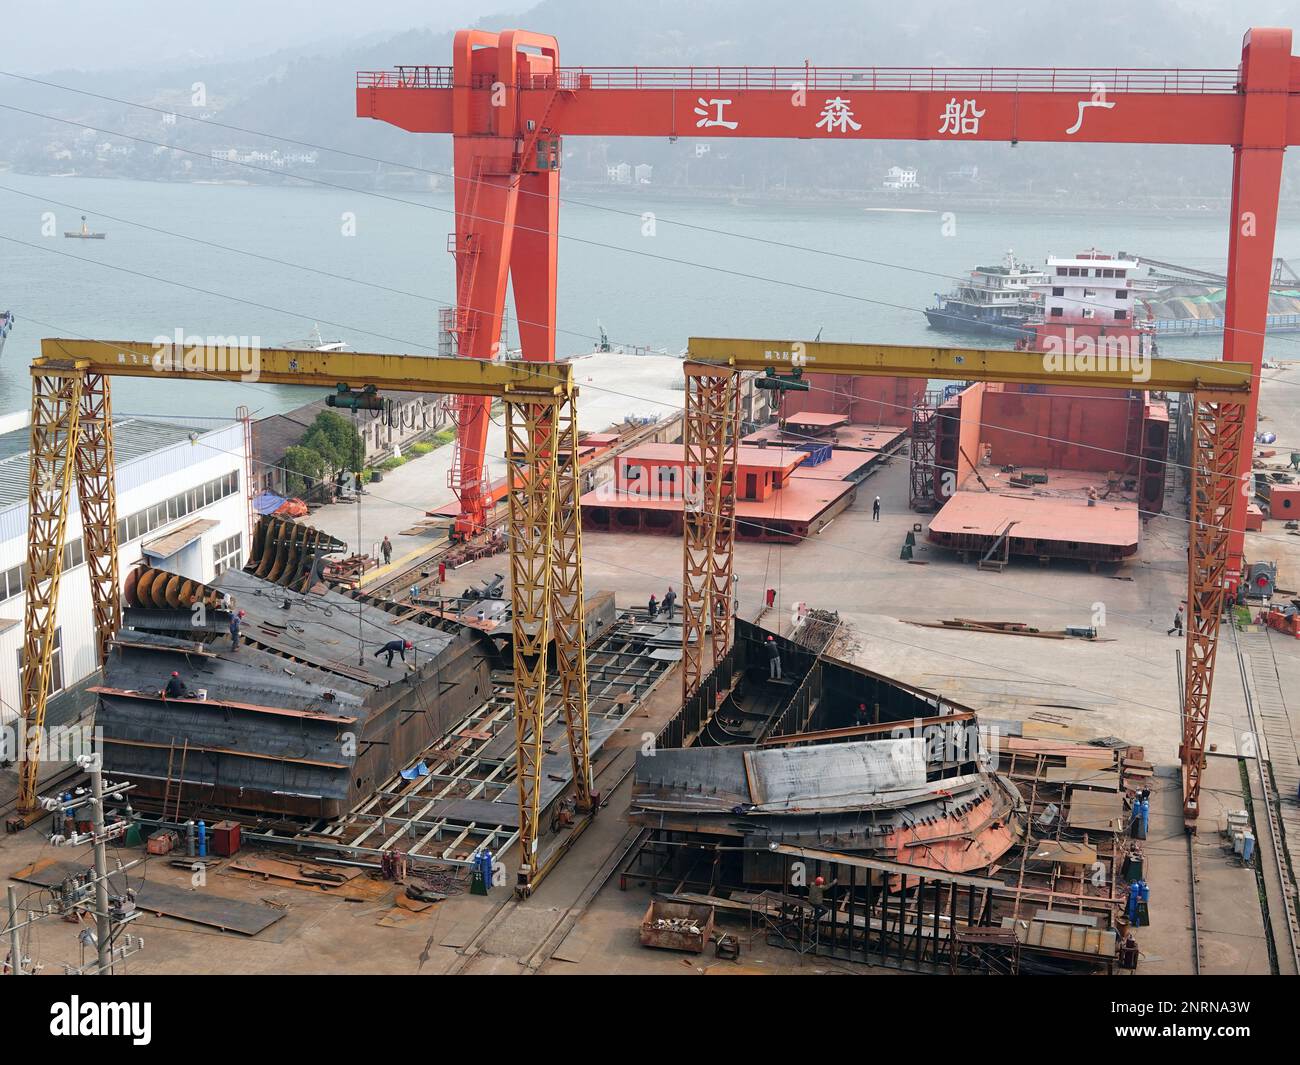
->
xmin=1233 ymin=624 xmax=1300 ymax=974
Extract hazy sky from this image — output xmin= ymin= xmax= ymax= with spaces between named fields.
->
xmin=7 ymin=0 xmax=1300 ymax=74
xmin=4 ymin=0 xmax=513 ymax=73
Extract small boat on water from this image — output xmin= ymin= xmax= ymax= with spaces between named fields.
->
xmin=63 ymin=215 xmax=106 ymax=239
xmin=280 ymin=323 xmax=350 ymax=352
xmin=924 ymin=249 xmax=1044 ymax=340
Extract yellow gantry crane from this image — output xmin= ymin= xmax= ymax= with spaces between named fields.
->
xmin=10 ymin=339 xmax=592 ymax=895
xmin=681 ymin=338 xmax=1251 ymax=829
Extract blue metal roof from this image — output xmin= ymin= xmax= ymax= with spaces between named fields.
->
xmin=0 ymin=416 xmax=237 ymax=512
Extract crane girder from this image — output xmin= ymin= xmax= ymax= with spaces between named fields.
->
xmin=14 ymin=347 xmax=591 ymax=895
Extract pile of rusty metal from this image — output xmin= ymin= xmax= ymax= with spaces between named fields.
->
xmin=791 ymin=608 xmax=840 ymax=652
xmin=246 ymin=514 xmax=348 ymax=591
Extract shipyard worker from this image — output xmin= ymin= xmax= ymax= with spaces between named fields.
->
xmin=808 ymin=875 xmax=827 ymax=913
xmin=872 ymin=496 xmax=881 ymax=521
xmin=381 ymin=536 xmax=393 ymax=565
xmin=164 ymin=672 xmax=186 ymax=699
xmin=662 ymin=587 xmax=676 ymax=620
xmin=438 ymin=561 xmax=447 ymax=584
xmin=765 ymin=587 xmax=776 ymax=609
xmin=229 ymin=609 xmax=245 ymax=652
xmin=647 ymin=593 xmax=658 ymax=620
xmin=856 ymin=702 xmax=870 ymax=726
xmin=1167 ymin=608 xmax=1184 ymax=637
xmin=766 ymin=635 xmax=782 ymax=680
xmin=375 ymin=638 xmax=414 ymax=667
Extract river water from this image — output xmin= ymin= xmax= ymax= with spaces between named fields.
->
xmin=1 ymin=172 xmax=1296 ymax=419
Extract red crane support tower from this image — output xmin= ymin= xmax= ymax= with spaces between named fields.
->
xmin=358 ymin=26 xmax=1298 ymax=558
xmin=358 ymin=27 xmax=1300 ymax=825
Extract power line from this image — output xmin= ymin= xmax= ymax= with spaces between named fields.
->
xmin=1 ymin=66 xmax=1293 ymax=338
xmin=12 ymin=235 xmax=1286 ymax=550
xmin=2 ymin=95 xmax=1295 ymax=368
xmin=11 ymin=309 xmax=1222 ymax=736
xmin=4 ymin=217 xmax=1281 ymax=497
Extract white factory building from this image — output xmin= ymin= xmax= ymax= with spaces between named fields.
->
xmin=0 ymin=412 xmax=250 ymax=734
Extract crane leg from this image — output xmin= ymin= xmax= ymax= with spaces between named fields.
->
xmin=511 ymin=167 xmax=558 ymax=365
xmin=1220 ymin=29 xmax=1289 ymax=579
xmin=708 ymin=373 xmax=741 ymax=668
xmin=75 ymin=372 xmax=121 ymax=663
xmin=1182 ymin=392 xmax=1247 ymax=827
xmin=506 ymin=397 xmax=559 ymax=894
xmin=681 ymin=366 xmax=740 ymax=705
xmin=448 ymin=140 xmax=518 ymax=539
xmin=8 ymin=363 xmax=85 ymax=830
xmin=550 ymin=391 xmax=592 ymax=812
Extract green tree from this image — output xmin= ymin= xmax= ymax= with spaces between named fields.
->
xmin=303 ymin=410 xmax=364 ymax=473
xmin=282 ymin=445 xmax=324 ymax=496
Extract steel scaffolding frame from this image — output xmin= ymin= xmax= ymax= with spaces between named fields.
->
xmin=550 ymin=394 xmax=594 ymax=813
xmin=909 ymin=391 xmax=940 ymax=512
xmin=506 ymin=398 xmax=558 ymax=886
xmin=15 ymin=365 xmax=85 ymax=826
xmin=75 ymin=373 xmax=121 ymax=663
xmin=1182 ymin=393 xmax=1247 ymax=824
xmin=681 ymin=366 xmax=740 ymax=703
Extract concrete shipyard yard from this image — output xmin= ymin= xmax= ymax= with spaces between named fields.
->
xmin=4 ymin=349 xmax=1299 ymax=978
xmin=5 ymin=19 xmax=1300 ymax=999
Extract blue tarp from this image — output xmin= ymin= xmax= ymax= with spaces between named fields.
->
xmin=400 ymin=761 xmax=430 ymax=781
xmin=253 ymin=490 xmax=287 ymax=515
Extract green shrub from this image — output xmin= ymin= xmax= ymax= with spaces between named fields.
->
xmin=282 ymin=445 xmax=325 ymax=496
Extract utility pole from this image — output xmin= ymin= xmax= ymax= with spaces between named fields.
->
xmin=89 ymin=764 xmax=111 ymax=975
xmin=6 ymin=885 xmax=22 ymax=975
xmin=38 ymin=755 xmax=142 ymax=975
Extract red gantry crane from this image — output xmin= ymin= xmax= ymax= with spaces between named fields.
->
xmin=358 ymin=28 xmax=1300 ymax=825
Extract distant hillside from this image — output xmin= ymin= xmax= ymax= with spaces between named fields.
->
xmin=5 ymin=0 xmax=1299 ymax=203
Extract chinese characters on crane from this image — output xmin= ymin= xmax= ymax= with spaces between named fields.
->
xmin=690 ymin=86 xmax=1118 ymax=139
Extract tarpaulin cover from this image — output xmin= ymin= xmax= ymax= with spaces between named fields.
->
xmin=254 ymin=490 xmax=286 ymax=515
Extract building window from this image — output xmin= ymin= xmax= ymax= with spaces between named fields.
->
xmin=1052 ymin=287 xmax=1064 ymax=297
xmin=213 ymin=533 xmax=243 ymax=576
xmin=17 ymin=627 xmax=63 ymax=696
xmin=1114 ymin=309 xmax=1128 ymax=320
xmin=1116 ymin=289 xmax=1129 ymax=299
xmin=1050 ymin=307 xmax=1064 ymax=317
xmin=1056 ymin=267 xmax=1067 ymax=276
xmin=117 ymin=470 xmax=241 ymax=545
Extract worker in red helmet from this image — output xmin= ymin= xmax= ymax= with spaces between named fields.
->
xmin=374 ymin=637 xmax=414 ymax=668
xmin=164 ymin=671 xmax=185 ymax=699
xmin=808 ymin=875 xmax=828 ymax=914
xmin=766 ymin=634 xmax=782 ymax=681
